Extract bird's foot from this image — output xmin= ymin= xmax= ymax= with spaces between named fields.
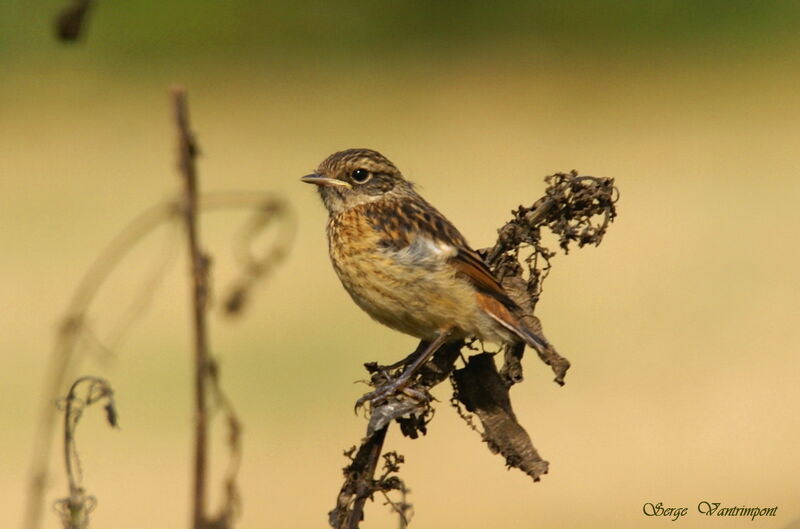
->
xmin=356 ymin=332 xmax=451 ymax=413
xmin=354 ymin=375 xmax=429 ymax=413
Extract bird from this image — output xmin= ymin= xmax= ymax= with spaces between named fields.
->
xmin=301 ymin=148 xmax=549 ymax=403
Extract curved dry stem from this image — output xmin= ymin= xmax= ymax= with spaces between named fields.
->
xmin=54 ymin=376 xmax=117 ymax=529
xmin=200 ymin=192 xmax=296 ymax=316
xmin=25 ymin=199 xmax=178 ymax=529
xmin=205 ymin=359 xmax=244 ymax=528
xmin=24 ymin=190 xmax=294 ymax=529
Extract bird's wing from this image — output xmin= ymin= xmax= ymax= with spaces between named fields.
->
xmin=366 ymin=195 xmax=549 ymax=351
xmin=372 ymin=196 xmax=520 ymax=312
xmin=448 ymin=246 xmax=519 ymax=311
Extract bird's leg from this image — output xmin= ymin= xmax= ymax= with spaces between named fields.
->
xmin=357 ymin=329 xmax=453 ymax=409
xmin=374 ymin=339 xmax=431 ymax=372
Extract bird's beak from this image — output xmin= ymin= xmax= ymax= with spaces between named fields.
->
xmin=300 ymin=174 xmax=352 ymax=189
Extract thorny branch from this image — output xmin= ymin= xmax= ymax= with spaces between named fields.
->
xmin=330 ymin=171 xmax=618 ymax=528
xmin=54 ymin=376 xmax=118 ymax=529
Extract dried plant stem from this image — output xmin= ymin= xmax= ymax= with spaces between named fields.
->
xmin=335 ymin=426 xmax=389 ymax=529
xmin=348 ymin=427 xmax=387 ymax=529
xmin=23 ymin=199 xmax=177 ymax=529
xmin=172 ymin=87 xmax=210 ymax=529
xmin=54 ymin=376 xmax=117 ymax=529
xmin=24 ymin=194 xmax=287 ymax=529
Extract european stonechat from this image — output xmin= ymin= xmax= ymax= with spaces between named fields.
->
xmin=302 ymin=149 xmax=549 ymax=401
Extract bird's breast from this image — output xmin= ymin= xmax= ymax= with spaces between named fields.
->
xmin=326 ymin=207 xmax=478 ymax=340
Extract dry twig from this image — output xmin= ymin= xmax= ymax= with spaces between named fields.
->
xmin=53 ymin=376 xmax=118 ymax=529
xmin=172 ymin=87 xmax=212 ymax=529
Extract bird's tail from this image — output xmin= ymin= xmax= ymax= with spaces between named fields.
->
xmin=477 ymin=293 xmax=550 ymax=354
xmin=514 ymin=325 xmax=550 ymax=354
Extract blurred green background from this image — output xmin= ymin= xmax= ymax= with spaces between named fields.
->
xmin=2 ymin=1 xmax=800 ymax=528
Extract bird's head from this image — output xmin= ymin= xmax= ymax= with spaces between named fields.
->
xmin=301 ymin=148 xmax=411 ymax=214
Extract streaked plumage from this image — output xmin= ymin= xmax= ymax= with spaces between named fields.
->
xmin=302 ymin=148 xmax=548 ymax=355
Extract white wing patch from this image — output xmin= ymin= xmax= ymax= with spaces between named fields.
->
xmin=422 ymin=237 xmax=457 ymax=257
xmin=391 ymin=236 xmax=457 ymax=266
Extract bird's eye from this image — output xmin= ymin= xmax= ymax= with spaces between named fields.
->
xmin=350 ymin=168 xmax=372 ymax=184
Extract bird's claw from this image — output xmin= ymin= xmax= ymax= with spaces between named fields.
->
xmin=354 ymin=378 xmax=430 ymax=414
